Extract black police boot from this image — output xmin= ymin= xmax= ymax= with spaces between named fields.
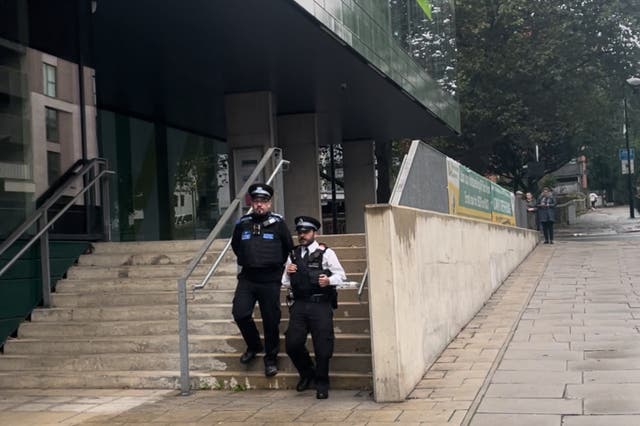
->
xmin=316 ymin=383 xmax=329 ymax=399
xmin=240 ymin=346 xmax=262 ymax=364
xmin=264 ymin=363 xmax=278 ymax=377
xmin=296 ymin=376 xmax=314 ymax=392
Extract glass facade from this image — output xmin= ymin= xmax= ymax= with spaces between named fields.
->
xmin=99 ymin=111 xmax=230 ymax=241
xmin=389 ymin=0 xmax=456 ymax=94
xmin=166 ymin=127 xmax=230 ymax=240
xmin=0 ymin=2 xmax=33 ymax=239
xmin=292 ymin=0 xmax=459 ymax=131
xmin=0 ymin=0 xmax=458 ymax=242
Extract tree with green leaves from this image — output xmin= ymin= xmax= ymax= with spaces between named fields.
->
xmin=434 ymin=0 xmax=639 ymax=193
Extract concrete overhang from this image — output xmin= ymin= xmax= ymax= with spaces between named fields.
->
xmin=93 ymin=0 xmax=458 ymax=142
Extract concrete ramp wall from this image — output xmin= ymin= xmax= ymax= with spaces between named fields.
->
xmin=365 ymin=204 xmax=538 ymax=402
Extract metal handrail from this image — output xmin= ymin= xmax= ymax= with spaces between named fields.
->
xmin=193 ymin=158 xmax=290 ymax=292
xmin=357 ymin=267 xmax=368 ymax=303
xmin=0 ymin=158 xmax=106 ymax=257
xmin=0 ymin=158 xmax=113 ymax=307
xmin=177 ymin=147 xmax=288 ymax=395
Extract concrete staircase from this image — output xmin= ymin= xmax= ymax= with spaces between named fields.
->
xmin=0 ymin=235 xmax=372 ymax=390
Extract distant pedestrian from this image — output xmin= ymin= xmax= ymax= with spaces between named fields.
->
xmin=537 ymin=187 xmax=557 ymax=244
xmin=589 ymin=192 xmax=598 ymax=210
xmin=525 ymin=192 xmax=538 ymax=230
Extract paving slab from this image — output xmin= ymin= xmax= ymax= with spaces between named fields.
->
xmin=470 ymin=413 xmax=560 ymax=426
xmin=563 ymin=415 xmax=640 ymax=425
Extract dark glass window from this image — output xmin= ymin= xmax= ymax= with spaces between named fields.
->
xmin=43 ymin=63 xmax=57 ymax=97
xmin=45 ymin=107 xmax=59 ymax=142
xmin=47 ymin=151 xmax=61 ymax=186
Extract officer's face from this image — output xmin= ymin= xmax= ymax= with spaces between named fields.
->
xmin=297 ymin=229 xmax=316 ymax=246
xmin=251 ymin=197 xmax=271 ymax=215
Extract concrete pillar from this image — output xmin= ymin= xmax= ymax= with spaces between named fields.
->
xmin=277 ymin=114 xmax=321 ymax=230
xmin=224 ymin=92 xmax=284 ymax=213
xmin=343 ymin=140 xmax=376 ymax=233
xmin=225 ymin=91 xmax=277 ymax=150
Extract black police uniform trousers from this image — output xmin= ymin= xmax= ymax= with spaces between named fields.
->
xmin=285 ymin=298 xmax=335 ymax=391
xmin=232 ymin=277 xmax=281 ymax=366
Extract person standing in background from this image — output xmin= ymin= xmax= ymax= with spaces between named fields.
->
xmin=525 ymin=192 xmax=538 ymax=230
xmin=537 ymin=186 xmax=557 ymax=244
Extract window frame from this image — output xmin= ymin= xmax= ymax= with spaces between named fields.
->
xmin=45 ymin=107 xmax=59 ymax=142
xmin=47 ymin=150 xmax=61 ymax=187
xmin=43 ymin=63 xmax=57 ymax=97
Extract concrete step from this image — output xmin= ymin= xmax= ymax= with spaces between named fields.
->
xmin=54 ymin=273 xmax=365 ymax=293
xmin=65 ymin=264 xmax=236 ymax=279
xmin=49 ymin=288 xmax=368 ymax=308
xmin=90 ymin=234 xmax=365 ymax=255
xmin=76 ymin=251 xmax=236 ymax=267
xmin=3 ymin=334 xmax=371 ymax=355
xmin=31 ymin=301 xmax=370 ymax=322
xmin=91 ymin=239 xmax=230 ymax=254
xmin=0 ymin=370 xmax=372 ymax=390
xmin=0 ymin=353 xmax=372 ymax=374
xmin=18 ymin=317 xmax=371 ymax=338
xmin=65 ymin=259 xmax=367 ymax=280
xmin=50 ymin=290 xmax=235 ymax=307
xmin=80 ymin=247 xmax=365 ymax=267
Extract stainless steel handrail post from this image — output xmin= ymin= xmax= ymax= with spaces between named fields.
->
xmin=357 ymin=267 xmax=368 ymax=303
xmin=177 ymin=147 xmax=287 ymax=395
xmin=100 ymin=160 xmax=112 ymax=241
xmin=177 ymin=277 xmax=189 ymax=394
xmin=38 ymin=216 xmax=52 ymax=308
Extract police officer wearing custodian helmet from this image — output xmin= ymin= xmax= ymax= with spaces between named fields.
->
xmin=282 ymin=216 xmax=346 ymax=399
xmin=231 ymin=183 xmax=294 ymax=377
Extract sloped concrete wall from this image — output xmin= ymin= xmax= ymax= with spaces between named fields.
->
xmin=365 ymin=204 xmax=538 ymax=402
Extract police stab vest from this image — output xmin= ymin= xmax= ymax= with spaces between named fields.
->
xmin=235 ymin=213 xmax=285 ymax=268
xmin=290 ymin=245 xmax=334 ymax=300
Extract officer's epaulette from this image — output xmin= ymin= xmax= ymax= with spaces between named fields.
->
xmin=262 ymin=213 xmax=283 ymax=227
xmin=236 ymin=214 xmax=253 ymax=224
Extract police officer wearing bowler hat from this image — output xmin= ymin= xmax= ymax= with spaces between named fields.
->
xmin=231 ymin=183 xmax=294 ymax=377
xmin=282 ymin=216 xmax=347 ymax=399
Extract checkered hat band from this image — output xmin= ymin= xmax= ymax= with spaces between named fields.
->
xmin=296 ymin=220 xmax=316 ymax=229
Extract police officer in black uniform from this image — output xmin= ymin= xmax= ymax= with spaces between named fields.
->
xmin=231 ymin=183 xmax=294 ymax=377
xmin=282 ymin=216 xmax=346 ymax=399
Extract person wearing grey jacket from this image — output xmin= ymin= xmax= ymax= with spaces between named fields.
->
xmin=537 ymin=187 xmax=557 ymax=244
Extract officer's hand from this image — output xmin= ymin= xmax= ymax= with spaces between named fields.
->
xmin=286 ymin=264 xmax=297 ymax=274
xmin=318 ymin=274 xmax=330 ymax=287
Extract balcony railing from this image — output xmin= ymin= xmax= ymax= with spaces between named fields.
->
xmin=0 ymin=161 xmax=31 ymax=180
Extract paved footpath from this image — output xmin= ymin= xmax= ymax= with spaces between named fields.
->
xmin=3 ymin=213 xmax=640 ymax=425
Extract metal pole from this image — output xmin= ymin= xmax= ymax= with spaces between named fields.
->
xmin=329 ymin=144 xmax=338 ymax=232
xmin=38 ymin=216 xmax=51 ymax=308
xmin=101 ymin=161 xmax=112 ymax=241
xmin=177 ymin=277 xmax=190 ymax=395
xmin=624 ymin=96 xmax=635 ymax=219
